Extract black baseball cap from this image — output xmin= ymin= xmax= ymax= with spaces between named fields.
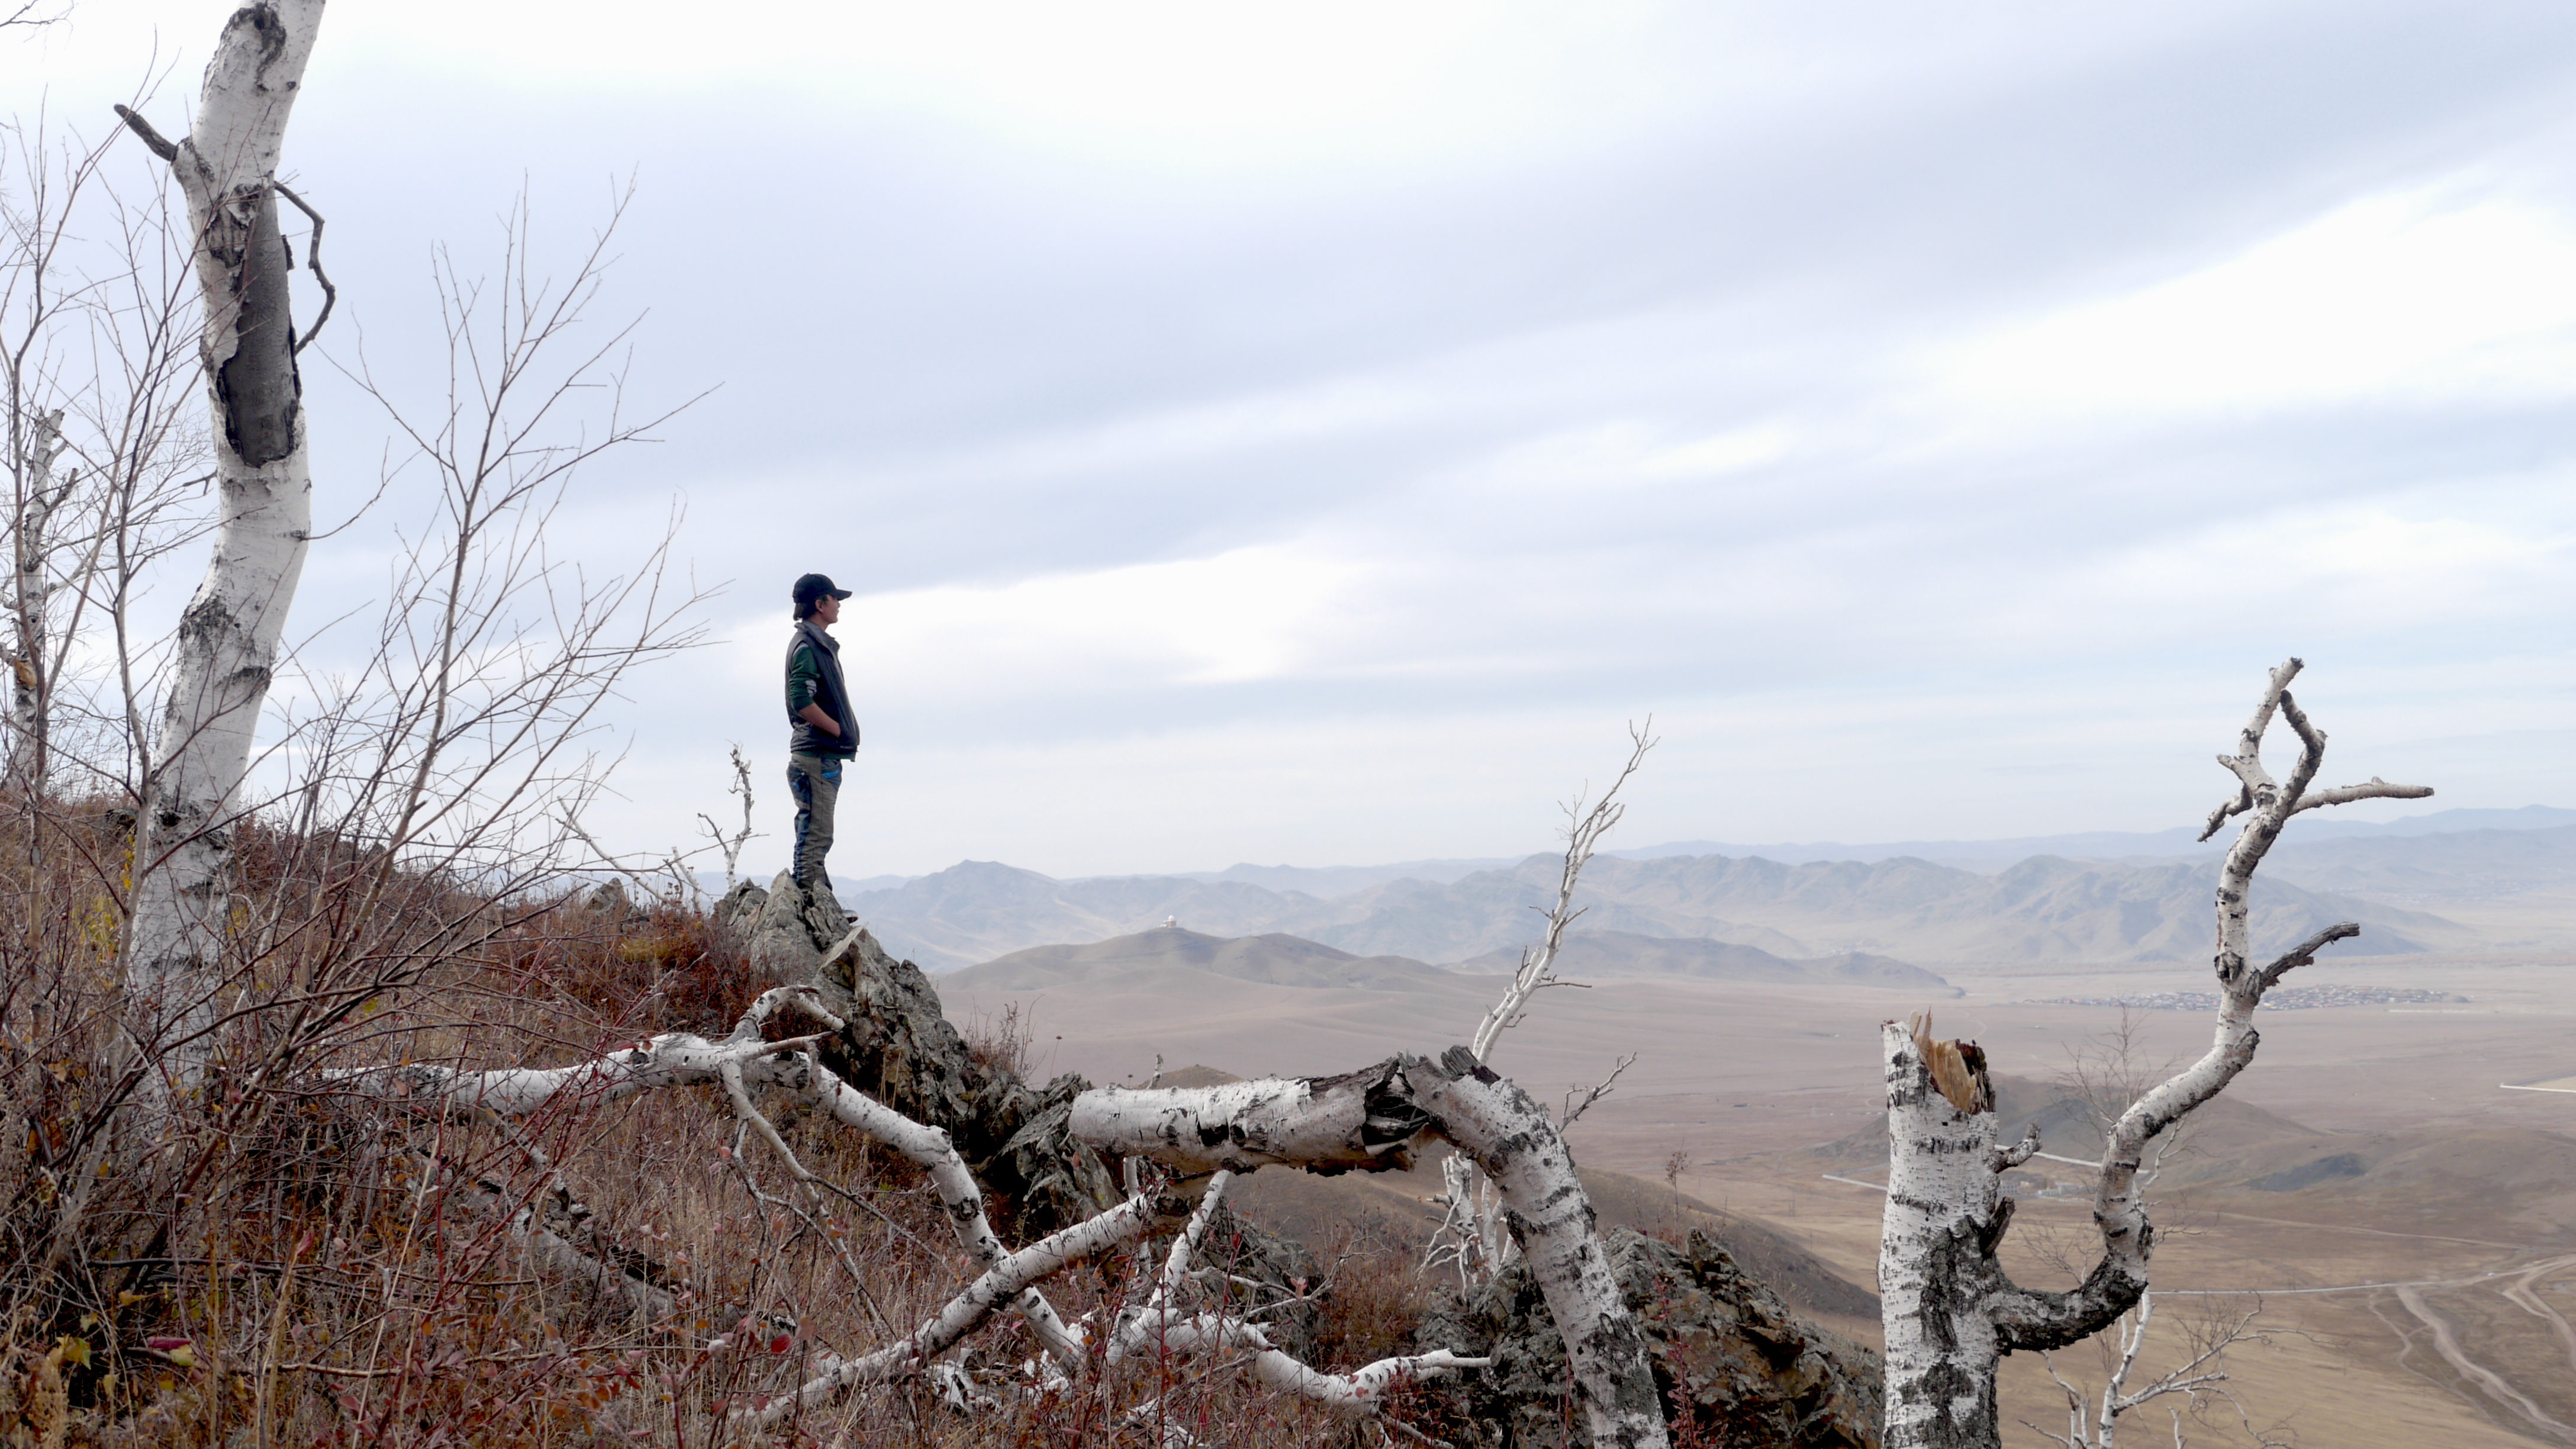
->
xmin=792 ymin=572 xmax=854 ymax=608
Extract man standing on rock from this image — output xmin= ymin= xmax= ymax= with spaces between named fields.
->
xmin=785 ymin=572 xmax=859 ymax=903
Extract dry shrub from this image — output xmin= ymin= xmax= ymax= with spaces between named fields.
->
xmin=958 ymin=999 xmax=1035 ymax=1084
xmin=1305 ymin=1210 xmax=1437 ymax=1374
xmin=0 ymin=793 xmax=1452 ymax=1448
xmin=517 ymin=892 xmax=760 ymax=1038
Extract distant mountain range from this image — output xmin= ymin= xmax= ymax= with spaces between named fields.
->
xmin=844 ymin=823 xmax=2548 ymax=970
xmin=946 ymin=929 xmax=1458 ymax=993
xmin=1609 ymin=804 xmax=2576 ymax=870
xmin=945 ymin=925 xmax=1959 ymax=995
xmin=817 ymin=804 xmax=2576 ymax=901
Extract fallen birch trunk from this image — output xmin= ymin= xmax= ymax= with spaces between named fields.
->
xmin=1074 ymin=1046 xmax=1670 ymax=1449
xmin=754 ymin=1190 xmax=1168 ymax=1425
xmin=1106 ymin=1168 xmax=1491 ymax=1422
xmin=329 ymin=987 xmax=1087 ymax=1366
xmin=1878 ymin=658 xmax=2430 ymax=1449
xmin=1067 ymin=1058 xmax=1429 ymax=1175
xmin=327 ymin=984 xmax=1495 ymax=1432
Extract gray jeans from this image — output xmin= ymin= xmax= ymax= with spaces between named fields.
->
xmin=787 ymin=752 xmax=843 ymax=892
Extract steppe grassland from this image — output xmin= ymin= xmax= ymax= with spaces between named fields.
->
xmin=961 ymin=949 xmax=2576 ymax=1447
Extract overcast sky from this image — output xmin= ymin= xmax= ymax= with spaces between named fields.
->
xmin=11 ymin=1 xmax=2574 ymax=880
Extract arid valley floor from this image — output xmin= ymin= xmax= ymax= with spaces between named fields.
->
xmin=934 ymin=936 xmax=2576 ymax=1446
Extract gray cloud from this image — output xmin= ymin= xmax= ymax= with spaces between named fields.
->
xmin=25 ymin=0 xmax=2574 ymax=873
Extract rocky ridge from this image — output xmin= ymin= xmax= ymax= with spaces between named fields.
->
xmin=723 ymin=872 xmax=1886 ymax=1445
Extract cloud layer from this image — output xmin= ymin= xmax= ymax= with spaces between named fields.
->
xmin=11 ymin=1 xmax=2571 ymax=878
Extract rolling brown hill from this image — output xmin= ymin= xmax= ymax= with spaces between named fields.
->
xmin=1448 ymin=929 xmax=1956 ymax=993
xmin=942 ymin=926 xmax=1463 ymax=991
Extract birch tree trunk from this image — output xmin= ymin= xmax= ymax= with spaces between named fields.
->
xmin=1876 ymin=659 xmax=2430 ymax=1449
xmin=1074 ymin=1048 xmax=1672 ymax=1449
xmin=1430 ymin=720 xmax=1654 ymax=1291
xmin=5 ymin=407 xmax=70 ymax=789
xmin=1879 ymin=1019 xmax=2023 ymax=1448
xmin=119 ymin=0 xmax=326 ymax=1082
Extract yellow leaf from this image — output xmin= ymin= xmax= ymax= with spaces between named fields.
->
xmin=59 ymin=1334 xmax=91 ymax=1367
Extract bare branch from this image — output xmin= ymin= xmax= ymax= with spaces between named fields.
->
xmin=1990 ymin=1123 xmax=2041 ymax=1173
xmin=110 ymin=104 xmax=179 ymax=163
xmin=754 ymin=1191 xmax=1165 ymax=1423
xmin=1070 ymin=1060 xmax=1431 ymax=1176
xmin=272 ymin=181 xmax=336 ymax=353
xmin=2252 ymin=920 xmax=2359 ymax=992
xmin=1470 ymin=717 xmax=1657 ymax=1064
xmin=1557 ymin=1050 xmax=1637 ymax=1131
xmin=1089 ymin=1049 xmax=1669 ymax=1449
xmin=2291 ymin=775 xmax=2435 ymax=816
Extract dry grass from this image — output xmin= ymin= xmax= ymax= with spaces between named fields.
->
xmin=0 ymin=805 xmax=1462 ymax=1448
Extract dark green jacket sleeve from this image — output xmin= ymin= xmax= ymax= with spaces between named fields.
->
xmin=787 ymin=640 xmax=823 ymax=714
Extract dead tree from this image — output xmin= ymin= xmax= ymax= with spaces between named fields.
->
xmin=330 ymin=981 xmax=1502 ymax=1440
xmin=114 ymin=0 xmax=329 ymax=1091
xmin=1078 ymin=1051 xmax=1672 ymax=1449
xmin=5 ymin=407 xmax=70 ymax=780
xmin=2030 ymin=1292 xmax=2286 ymax=1449
xmin=1427 ymin=720 xmax=1653 ymax=1290
xmin=700 ymin=742 xmax=759 ymax=890
xmin=2 ymin=106 xmax=208 ymax=803
xmin=1878 ymin=658 xmax=2430 ymax=1449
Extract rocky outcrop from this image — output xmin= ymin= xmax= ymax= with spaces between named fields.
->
xmin=1419 ymin=1226 xmax=1882 ymax=1449
xmin=739 ymin=871 xmax=829 ymax=982
xmin=720 ymin=888 xmax=1876 ymax=1442
xmin=722 ymin=878 xmax=1122 ymax=1235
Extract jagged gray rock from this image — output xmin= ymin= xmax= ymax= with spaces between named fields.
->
xmin=713 ymin=878 xmax=769 ymax=931
xmin=1418 ymin=1226 xmax=1882 ymax=1449
xmin=974 ymin=1071 xmax=1125 ymax=1236
xmin=745 ymin=870 xmax=826 ymax=983
xmin=785 ymin=920 xmax=1123 ymax=1235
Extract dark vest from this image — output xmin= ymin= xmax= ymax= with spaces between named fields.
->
xmin=785 ymin=620 xmax=858 ymax=756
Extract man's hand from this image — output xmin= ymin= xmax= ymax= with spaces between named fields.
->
xmin=797 ymin=703 xmax=841 ymax=738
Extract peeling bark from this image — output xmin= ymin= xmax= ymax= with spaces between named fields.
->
xmin=122 ymin=0 xmax=327 ymax=1087
xmin=334 ymin=986 xmax=1087 ymax=1366
xmin=1878 ymin=1021 xmax=2024 ymax=1449
xmin=1067 ymin=1058 xmax=1429 ymax=1176
xmin=755 ymin=1191 xmax=1165 ymax=1424
xmin=1107 ymin=1169 xmax=1490 ymax=1421
xmin=1073 ymin=1046 xmax=1671 ymax=1449
xmin=1876 ymin=659 xmax=2430 ymax=1449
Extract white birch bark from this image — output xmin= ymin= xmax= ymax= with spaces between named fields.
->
xmin=1074 ymin=1047 xmax=1671 ymax=1449
xmin=326 ymin=1025 xmax=825 ymax=1117
xmin=753 ymin=1191 xmax=1165 ymax=1425
xmin=1431 ymin=723 xmax=1656 ymax=1290
xmin=1879 ymin=1019 xmax=2017 ymax=1448
xmin=1107 ymin=1169 xmax=1491 ymax=1421
xmin=7 ymin=406 xmax=72 ymax=784
xmin=1877 ymin=659 xmax=2431 ymax=1449
xmin=1068 ymin=1061 xmax=1429 ymax=1175
xmin=120 ymin=0 xmax=327 ymax=1083
xmin=1417 ymin=1046 xmax=1667 ymax=1449
xmin=334 ymin=986 xmax=1087 ymax=1366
